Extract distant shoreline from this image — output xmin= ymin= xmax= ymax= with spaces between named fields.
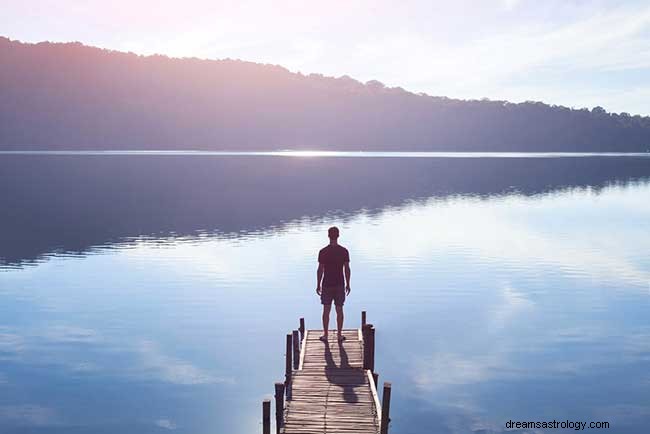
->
xmin=1 ymin=150 xmax=649 ymax=158
xmin=4 ymin=37 xmax=650 ymax=154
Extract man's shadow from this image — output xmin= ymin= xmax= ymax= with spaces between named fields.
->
xmin=323 ymin=339 xmax=363 ymax=404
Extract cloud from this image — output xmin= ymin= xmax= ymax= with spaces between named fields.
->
xmin=0 ymin=324 xmax=234 ymax=387
xmin=0 ymin=405 xmax=58 ymax=426
xmin=135 ymin=340 xmax=232 ymax=385
xmin=155 ymin=418 xmax=177 ymax=430
xmin=41 ymin=326 xmax=102 ymax=344
xmin=499 ymin=0 xmax=521 ymax=11
xmin=414 ymin=352 xmax=514 ymax=389
xmin=488 ymin=284 xmax=534 ymax=331
xmin=0 ymin=330 xmax=25 ymax=360
xmin=349 ymin=4 xmax=650 ymax=92
xmin=347 ymin=183 xmax=650 ymax=290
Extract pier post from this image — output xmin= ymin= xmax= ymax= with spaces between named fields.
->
xmin=362 ymin=323 xmax=375 ymax=372
xmin=380 ymin=382 xmax=392 ymax=434
xmin=361 ymin=311 xmax=367 ymax=328
xmin=292 ymin=330 xmax=300 ymax=370
xmin=299 ymin=318 xmax=305 ymax=342
xmin=373 ymin=372 xmax=379 ymax=388
xmin=274 ymin=382 xmax=285 ymax=434
xmin=285 ymin=333 xmax=292 ymax=399
xmin=263 ymin=399 xmax=271 ymax=434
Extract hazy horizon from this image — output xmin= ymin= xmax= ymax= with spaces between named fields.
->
xmin=3 ymin=1 xmax=650 ymax=116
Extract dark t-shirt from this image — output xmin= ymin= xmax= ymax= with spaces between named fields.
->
xmin=318 ymin=244 xmax=350 ymax=287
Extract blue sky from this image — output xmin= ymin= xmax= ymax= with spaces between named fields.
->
xmin=3 ymin=0 xmax=650 ymax=115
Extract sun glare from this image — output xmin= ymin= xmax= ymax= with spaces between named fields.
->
xmin=278 ymin=150 xmax=345 ymax=158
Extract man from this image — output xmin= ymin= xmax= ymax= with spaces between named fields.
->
xmin=316 ymin=226 xmax=351 ymax=342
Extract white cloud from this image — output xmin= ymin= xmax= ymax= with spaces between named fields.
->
xmin=135 ymin=340 xmax=232 ymax=385
xmin=345 ymin=3 xmax=650 ymax=112
xmin=155 ymin=418 xmax=177 ymax=430
xmin=414 ymin=352 xmax=509 ymax=388
xmin=499 ymin=0 xmax=521 ymax=11
xmin=489 ymin=283 xmax=534 ymax=331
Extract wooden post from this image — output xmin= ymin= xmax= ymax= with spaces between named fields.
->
xmin=285 ymin=333 xmax=292 ymax=399
xmin=380 ymin=382 xmax=392 ymax=434
xmin=362 ymin=323 xmax=375 ymax=372
xmin=274 ymin=382 xmax=285 ymax=434
xmin=292 ymin=330 xmax=300 ymax=370
xmin=299 ymin=318 xmax=305 ymax=341
xmin=362 ymin=323 xmax=370 ymax=370
xmin=263 ymin=399 xmax=271 ymax=434
xmin=373 ymin=372 xmax=379 ymax=388
xmin=361 ymin=311 xmax=367 ymax=328
xmin=369 ymin=325 xmax=375 ymax=372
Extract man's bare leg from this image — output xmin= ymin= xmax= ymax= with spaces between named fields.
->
xmin=335 ymin=305 xmax=344 ymax=341
xmin=321 ymin=304 xmax=332 ymax=340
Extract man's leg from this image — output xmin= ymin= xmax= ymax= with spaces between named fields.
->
xmin=335 ymin=305 xmax=344 ymax=338
xmin=321 ymin=304 xmax=331 ymax=338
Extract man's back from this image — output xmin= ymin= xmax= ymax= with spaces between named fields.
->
xmin=318 ymin=244 xmax=350 ymax=287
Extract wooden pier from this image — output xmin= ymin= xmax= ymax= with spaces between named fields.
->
xmin=263 ymin=312 xmax=392 ymax=434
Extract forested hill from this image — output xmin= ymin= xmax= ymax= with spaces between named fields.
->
xmin=1 ymin=37 xmax=649 ymax=152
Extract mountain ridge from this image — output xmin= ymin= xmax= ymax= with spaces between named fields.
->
xmin=1 ymin=36 xmax=649 ymax=152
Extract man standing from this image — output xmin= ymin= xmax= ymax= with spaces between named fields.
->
xmin=316 ymin=226 xmax=351 ymax=341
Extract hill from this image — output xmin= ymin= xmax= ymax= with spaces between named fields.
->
xmin=1 ymin=37 xmax=649 ymax=151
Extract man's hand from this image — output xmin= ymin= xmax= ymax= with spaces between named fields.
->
xmin=316 ymin=286 xmax=322 ymax=296
xmin=345 ymin=285 xmax=351 ymax=296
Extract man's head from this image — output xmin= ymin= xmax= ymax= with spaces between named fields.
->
xmin=328 ymin=226 xmax=339 ymax=241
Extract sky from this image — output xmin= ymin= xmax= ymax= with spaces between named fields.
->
xmin=3 ymin=0 xmax=650 ymax=115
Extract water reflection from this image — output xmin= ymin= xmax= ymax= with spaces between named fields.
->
xmin=1 ymin=155 xmax=650 ymax=265
xmin=0 ymin=156 xmax=649 ymax=433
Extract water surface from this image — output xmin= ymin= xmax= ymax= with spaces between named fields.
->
xmin=0 ymin=154 xmax=649 ymax=433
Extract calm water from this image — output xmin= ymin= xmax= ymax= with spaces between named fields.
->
xmin=1 ymin=154 xmax=649 ymax=434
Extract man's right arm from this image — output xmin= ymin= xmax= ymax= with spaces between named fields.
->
xmin=316 ymin=263 xmax=324 ymax=295
xmin=344 ymin=262 xmax=351 ymax=295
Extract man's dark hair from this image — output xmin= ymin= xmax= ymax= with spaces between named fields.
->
xmin=328 ymin=226 xmax=339 ymax=239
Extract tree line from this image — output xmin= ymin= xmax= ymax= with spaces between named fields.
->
xmin=1 ymin=37 xmax=649 ymax=152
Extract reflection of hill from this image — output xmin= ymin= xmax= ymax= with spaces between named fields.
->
xmin=1 ymin=156 xmax=649 ymax=265
xmin=2 ymin=37 xmax=650 ymax=153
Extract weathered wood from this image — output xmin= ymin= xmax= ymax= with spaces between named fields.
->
xmin=299 ymin=318 xmax=305 ymax=341
xmin=361 ymin=310 xmax=367 ymax=328
xmin=298 ymin=330 xmax=308 ymax=370
xmin=274 ymin=382 xmax=285 ymax=434
xmin=263 ymin=399 xmax=271 ymax=434
xmin=380 ymin=382 xmax=392 ymax=434
xmin=285 ymin=333 xmax=292 ymax=399
xmin=292 ymin=330 xmax=300 ymax=370
xmin=282 ymin=327 xmax=383 ymax=434
xmin=367 ymin=369 xmax=382 ymax=421
xmin=362 ymin=324 xmax=375 ymax=372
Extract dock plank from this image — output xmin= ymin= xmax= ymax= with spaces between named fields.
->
xmin=283 ymin=329 xmax=380 ymax=434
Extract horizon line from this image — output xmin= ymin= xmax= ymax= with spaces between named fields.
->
xmin=1 ymin=150 xmax=649 ymax=158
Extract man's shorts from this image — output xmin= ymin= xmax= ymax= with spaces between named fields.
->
xmin=321 ymin=285 xmax=345 ymax=307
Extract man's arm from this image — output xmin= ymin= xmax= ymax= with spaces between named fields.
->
xmin=316 ymin=263 xmax=324 ymax=295
xmin=344 ymin=262 xmax=351 ymax=295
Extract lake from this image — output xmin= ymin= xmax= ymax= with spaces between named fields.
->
xmin=1 ymin=153 xmax=649 ymax=434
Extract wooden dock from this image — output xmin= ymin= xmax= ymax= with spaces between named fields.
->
xmin=262 ymin=312 xmax=392 ymax=434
